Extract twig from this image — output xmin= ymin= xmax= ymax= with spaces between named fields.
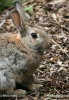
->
xmin=37 ymin=69 xmax=44 ymax=74
xmin=61 ymin=25 xmax=69 ymax=32
xmin=0 ymin=19 xmax=5 ymax=28
xmin=22 ymin=0 xmax=34 ymax=6
xmin=51 ymin=39 xmax=69 ymax=58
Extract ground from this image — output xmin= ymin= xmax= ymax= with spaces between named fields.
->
xmin=0 ymin=0 xmax=69 ymax=100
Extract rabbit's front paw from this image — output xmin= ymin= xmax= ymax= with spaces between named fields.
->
xmin=14 ymin=89 xmax=26 ymax=96
xmin=32 ymin=74 xmax=43 ymax=84
xmin=28 ymin=83 xmax=43 ymax=90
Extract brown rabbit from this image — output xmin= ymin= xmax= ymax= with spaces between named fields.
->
xmin=0 ymin=1 xmax=51 ymax=95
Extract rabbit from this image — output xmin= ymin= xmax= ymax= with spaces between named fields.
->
xmin=0 ymin=1 xmax=52 ymax=95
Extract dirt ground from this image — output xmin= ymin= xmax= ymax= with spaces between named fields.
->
xmin=0 ymin=0 xmax=69 ymax=100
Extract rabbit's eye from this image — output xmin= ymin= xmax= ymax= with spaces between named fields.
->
xmin=31 ymin=33 xmax=38 ymax=39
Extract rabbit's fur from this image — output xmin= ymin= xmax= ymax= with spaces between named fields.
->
xmin=0 ymin=2 xmax=51 ymax=95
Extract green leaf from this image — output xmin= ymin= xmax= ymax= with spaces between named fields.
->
xmin=24 ymin=5 xmax=33 ymax=11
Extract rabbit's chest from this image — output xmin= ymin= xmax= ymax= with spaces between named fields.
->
xmin=22 ymin=51 xmax=42 ymax=74
xmin=16 ymin=54 xmax=42 ymax=80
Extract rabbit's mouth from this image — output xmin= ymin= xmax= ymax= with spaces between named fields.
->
xmin=34 ymin=44 xmax=43 ymax=53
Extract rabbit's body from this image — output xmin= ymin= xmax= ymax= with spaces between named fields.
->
xmin=0 ymin=33 xmax=41 ymax=82
xmin=0 ymin=2 xmax=52 ymax=95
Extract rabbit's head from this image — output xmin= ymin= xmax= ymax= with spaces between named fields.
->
xmin=11 ymin=1 xmax=51 ymax=53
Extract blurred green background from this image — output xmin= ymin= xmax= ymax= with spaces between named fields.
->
xmin=0 ymin=0 xmax=25 ymax=13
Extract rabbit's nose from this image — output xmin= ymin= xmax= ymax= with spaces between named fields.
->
xmin=48 ymin=42 xmax=52 ymax=48
xmin=50 ymin=42 xmax=52 ymax=46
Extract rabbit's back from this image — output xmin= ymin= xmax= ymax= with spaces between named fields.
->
xmin=0 ymin=33 xmax=26 ymax=70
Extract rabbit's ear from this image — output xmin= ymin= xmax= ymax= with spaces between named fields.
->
xmin=11 ymin=10 xmax=26 ymax=37
xmin=14 ymin=1 xmax=27 ymax=24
